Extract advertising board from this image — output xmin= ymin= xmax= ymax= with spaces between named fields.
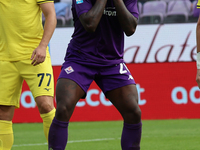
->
xmin=13 ymin=24 xmax=200 ymax=123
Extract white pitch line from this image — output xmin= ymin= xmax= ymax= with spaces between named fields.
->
xmin=12 ymin=137 xmax=120 ymax=147
xmin=68 ymin=138 xmax=118 ymax=143
xmin=12 ymin=143 xmax=47 ymax=147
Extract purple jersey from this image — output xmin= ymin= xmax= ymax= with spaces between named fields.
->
xmin=65 ymin=0 xmax=139 ymax=65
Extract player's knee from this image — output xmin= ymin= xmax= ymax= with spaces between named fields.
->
xmin=133 ymin=96 xmax=141 ymax=119
xmin=123 ymin=106 xmax=141 ymax=124
xmin=35 ymin=96 xmax=54 ymax=114
xmin=38 ymin=103 xmax=54 ymax=114
xmin=0 ymin=106 xmax=15 ymax=121
xmin=55 ymin=104 xmax=71 ymax=121
xmin=128 ymin=96 xmax=141 ymax=120
xmin=134 ymin=107 xmax=141 ymax=121
xmin=56 ymin=104 xmax=66 ymax=115
xmin=130 ymin=107 xmax=141 ymax=122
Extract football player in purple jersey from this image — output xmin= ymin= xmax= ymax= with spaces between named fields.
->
xmin=48 ymin=0 xmax=142 ymax=149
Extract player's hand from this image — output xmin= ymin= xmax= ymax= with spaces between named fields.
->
xmin=196 ymin=69 xmax=200 ymax=88
xmin=31 ymin=46 xmax=46 ymax=66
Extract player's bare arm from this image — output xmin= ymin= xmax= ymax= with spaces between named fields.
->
xmin=79 ymin=0 xmax=107 ymax=32
xmin=113 ymin=0 xmax=137 ymax=36
xmin=31 ymin=2 xmax=57 ymax=66
xmin=196 ymin=15 xmax=200 ymax=88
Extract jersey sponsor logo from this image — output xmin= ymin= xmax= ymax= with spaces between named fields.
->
xmin=65 ymin=66 xmax=74 ymax=74
xmin=104 ymin=7 xmax=116 ymax=16
xmin=76 ymin=0 xmax=83 ymax=4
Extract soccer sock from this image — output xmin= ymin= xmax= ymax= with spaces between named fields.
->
xmin=40 ymin=108 xmax=56 ymax=141
xmin=121 ymin=121 xmax=142 ymax=150
xmin=0 ymin=120 xmax=14 ymax=150
xmin=48 ymin=117 xmax=69 ymax=150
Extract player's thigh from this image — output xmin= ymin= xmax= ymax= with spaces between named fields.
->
xmin=55 ymin=78 xmax=85 ymax=121
xmin=106 ymin=84 xmax=139 ymax=113
xmin=57 ymin=60 xmax=95 ymax=100
xmin=0 ymin=61 xmax=23 ymax=108
xmin=106 ymin=84 xmax=141 ymax=123
xmin=20 ymin=57 xmax=54 ymax=99
xmin=56 ymin=78 xmax=85 ymax=105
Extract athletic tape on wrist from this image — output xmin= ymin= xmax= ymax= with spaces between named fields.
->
xmin=197 ymin=52 xmax=200 ymax=69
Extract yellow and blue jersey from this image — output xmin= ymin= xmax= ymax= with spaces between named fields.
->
xmin=0 ymin=0 xmax=53 ymax=61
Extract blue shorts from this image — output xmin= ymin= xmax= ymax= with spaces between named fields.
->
xmin=58 ymin=60 xmax=136 ymax=95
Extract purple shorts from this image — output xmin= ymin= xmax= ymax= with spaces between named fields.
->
xmin=58 ymin=60 xmax=136 ymax=95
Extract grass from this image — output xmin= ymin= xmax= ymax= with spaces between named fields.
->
xmin=12 ymin=119 xmax=200 ymax=150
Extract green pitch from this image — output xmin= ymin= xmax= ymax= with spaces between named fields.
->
xmin=12 ymin=119 xmax=200 ymax=150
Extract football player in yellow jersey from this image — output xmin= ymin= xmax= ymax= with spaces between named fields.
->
xmin=196 ymin=0 xmax=200 ymax=88
xmin=0 ymin=0 xmax=57 ymax=149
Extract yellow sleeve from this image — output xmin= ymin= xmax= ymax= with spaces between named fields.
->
xmin=197 ymin=0 xmax=200 ymax=8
